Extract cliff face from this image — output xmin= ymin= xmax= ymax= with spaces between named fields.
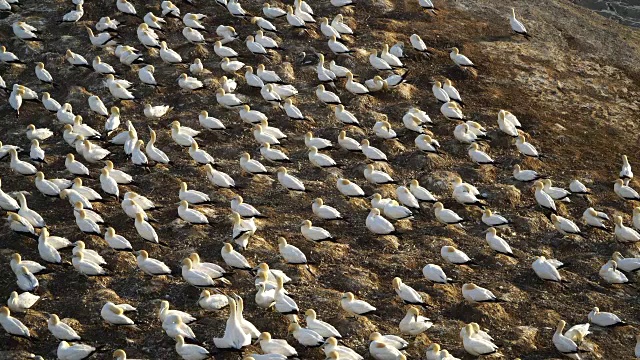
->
xmin=1 ymin=0 xmax=639 ymax=359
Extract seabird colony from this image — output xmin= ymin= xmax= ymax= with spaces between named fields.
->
xmin=0 ymin=0 xmax=638 ymax=359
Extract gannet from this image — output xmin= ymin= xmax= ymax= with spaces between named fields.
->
xmin=510 ymin=8 xmax=531 ymax=39
xmin=14 ymin=193 xmax=44 ymax=228
xmin=408 ymin=180 xmax=437 ymax=203
xmin=73 ymin=241 xmax=105 ymax=265
xmin=334 ymin=178 xmax=363 ymax=198
xmin=273 ymin=276 xmax=298 ymax=314
xmin=64 ymin=49 xmax=89 ymax=68
xmin=449 ymin=47 xmax=475 ymax=68
xmin=0 ymin=181 xmax=18 ymax=211
xmin=134 ymin=213 xmax=158 ymax=243
xmin=370 ymin=50 xmax=392 ymax=71
xmin=551 ymin=214 xmax=583 ymax=237
xmin=34 ymin=62 xmax=54 ymax=86
xmin=390 ymin=42 xmax=405 ymax=59
xmin=301 ymin=133 xmax=332 ymax=151
xmin=289 ymin=323 xmax=323 ymax=347
xmin=0 ymin=306 xmax=30 ymax=338
xmin=220 ymin=243 xmax=251 ymax=271
xmin=14 ymin=265 xmax=38 ymax=291
xmin=532 ymin=256 xmax=564 ymax=282
xmin=310 ymin=198 xmax=341 ymax=220
xmin=301 ymin=220 xmax=334 ymax=242
xmin=513 ymin=164 xmax=545 ymax=182
xmin=588 ymin=307 xmax=624 ymax=327
xmin=433 ymin=202 xmax=463 ymax=226
xmin=96 ymin=16 xmax=120 ymax=31
xmin=158 ymin=42 xmax=183 ymax=64
xmin=365 ymin=75 xmax=385 ymax=92
xmin=57 ymin=341 xmax=97 ymax=360
xmin=102 ymin=227 xmax=131 ymax=251
xmin=515 ymin=134 xmax=541 ymax=158
xmin=138 ymin=65 xmax=158 ymax=86
xmin=392 ymin=277 xmax=428 ymax=307
xmin=461 ymin=324 xmax=498 ymax=356
xmin=380 ymin=44 xmax=404 ymax=68
xmin=178 ymin=200 xmax=209 ymax=225
xmin=484 ymin=227 xmax=515 ymax=256
xmin=8 ymin=149 xmax=35 ymax=175
xmin=144 ymin=103 xmax=172 ymax=118
xmin=216 ymin=88 xmax=246 ymax=108
xmin=399 ymin=306 xmax=432 ymax=335
xmin=613 ymin=216 xmax=640 ymax=242
xmin=161 ymin=0 xmax=180 ymax=17
xmin=48 ymin=314 xmax=81 ymax=341
xmin=144 ymin=12 xmax=165 ymax=30
xmin=163 ymin=314 xmax=197 ymax=341
xmin=26 ymin=124 xmax=53 ymax=141
xmin=276 ymin=167 xmax=305 ymax=191
xmin=6 ymin=212 xmax=36 ymax=237
xmin=276 ymin=99 xmax=305 ymax=122
xmin=255 ymin=279 xmax=276 ymax=309
xmin=341 ymin=292 xmax=376 ymax=317
xmin=440 ymin=101 xmax=464 ymax=121
xmin=175 ymin=335 xmax=209 ymax=359
xmin=323 ymin=338 xmax=361 ymax=360
xmin=359 ymin=139 xmax=386 ymax=161
xmin=9 ymin=89 xmax=23 ymax=115
xmin=10 ymin=253 xmax=45 ymax=276
xmin=261 ymin=143 xmax=290 ymax=162
xmin=12 ymin=21 xmax=39 ymax=41
xmin=370 ymin=332 xmax=408 ymax=350
xmin=363 ymin=208 xmax=394 ymax=235
xmin=227 ymin=0 xmax=248 ymax=17
xmin=532 ymin=181 xmax=557 ymax=213
xmin=620 ymin=155 xmax=633 ymax=179
xmin=60 ymin=189 xmax=92 ymax=210
xmin=345 ymin=72 xmax=369 ymax=95
xmin=258 ymin=332 xmax=297 ymax=356
xmin=39 ymin=92 xmax=61 ymax=112
xmin=86 ymin=27 xmax=117 ymax=47
xmin=328 ymin=35 xmax=353 ymax=55
xmin=481 ymin=209 xmax=510 ymax=227
xmin=187 ymin=142 xmax=214 ymax=165
xmin=183 ymin=12 xmax=207 ymax=30
xmin=237 ymin=105 xmax=265 ymax=125
xmin=441 ymin=245 xmax=474 ymax=265
xmin=553 ymin=320 xmax=581 ymax=359
xmin=468 ymin=143 xmax=495 ymax=165
xmin=214 ymin=41 xmax=239 ymax=59
xmin=198 ymin=290 xmax=229 ymax=311
xmin=308 ymin=146 xmax=337 ymax=168
xmin=370 ymin=340 xmax=406 ymax=360
xmin=7 ymin=291 xmax=39 ymax=313
xmin=0 ymin=46 xmax=21 ymax=64
xmin=331 ymin=14 xmax=353 ymax=35
xmin=260 ymin=84 xmax=283 ymax=104
xmin=181 ymin=258 xmax=218 ymax=287
xmin=426 ymin=344 xmax=443 ymax=360
xmin=246 ymin=35 xmax=270 ymax=56
xmin=371 ymin=193 xmax=393 ymax=210
xmin=431 ymin=81 xmax=450 ymax=103
xmin=72 ymin=251 xmax=106 ymax=276
xmin=244 ymin=66 xmax=265 ymax=89
xmin=285 ymin=5 xmax=307 ymax=28
xmin=237 ymin=153 xmax=267 ymax=175
xmin=177 ymin=73 xmax=203 ymax=90
xmin=335 ymin=131 xmax=360 ymax=152
xmin=254 ymin=124 xmax=280 ymax=145
xmin=581 ymin=208 xmax=608 ymax=231
xmin=614 ymin=179 xmax=640 ymax=200
xmin=497 ymin=111 xmax=519 ymax=137
xmin=452 ymin=184 xmax=484 ymax=208
xmin=204 ymin=164 xmax=236 ymax=188
xmin=58 ymin=105 xmax=76 ymax=125
xmin=462 ymin=283 xmax=501 ymax=303
xmin=384 ymin=201 xmax=413 ymax=220
xmin=116 ymin=0 xmax=137 ymax=16
xmin=599 ymin=260 xmax=628 ymax=283
xmin=263 ymin=3 xmax=286 ymax=18
xmin=422 ymin=263 xmax=452 ymax=284
xmin=73 ymin=116 xmax=100 ymax=138
xmin=612 ymin=251 xmax=640 ymax=271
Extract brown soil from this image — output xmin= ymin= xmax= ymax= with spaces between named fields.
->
xmin=1 ymin=0 xmax=640 ymax=359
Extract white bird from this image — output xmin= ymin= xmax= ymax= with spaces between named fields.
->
xmin=72 ymin=251 xmax=106 ymax=276
xmin=276 ymin=167 xmax=305 ymax=191
xmin=57 ymin=341 xmax=97 ymax=360
xmin=12 ymin=21 xmax=39 ymax=40
xmin=263 ymin=3 xmax=286 ymax=18
xmin=171 ymin=121 xmax=196 ymax=146
xmin=468 ymin=143 xmax=495 ymax=165
xmin=513 ymin=164 xmax=545 ymax=182
xmin=190 ymin=58 xmax=204 ymax=74
xmin=26 ymin=124 xmax=53 ymax=141
xmin=461 ymin=324 xmax=498 ymax=356
xmin=441 ymin=245 xmax=473 ymax=265
xmin=180 ymin=182 xmax=210 ymax=204
xmin=450 ymin=47 xmax=476 ymax=68
xmin=308 ymin=147 xmax=337 ymax=168
xmin=613 ymin=216 xmax=640 ymax=242
xmin=515 ymin=134 xmax=541 ymax=158
xmin=205 ymin=165 xmax=236 ymax=188
xmin=620 ymin=154 xmax=633 ymax=180
xmin=614 ymin=179 xmax=640 ymax=200
xmin=0 ymin=306 xmax=30 ymax=338
xmin=365 ymin=208 xmax=395 ymax=235
xmin=481 ymin=208 xmax=510 ymax=227
xmin=370 ymin=332 xmax=408 ymax=350
xmin=7 ymin=291 xmax=39 ymax=313
xmin=509 ymin=8 xmax=531 ymax=39
xmin=301 ymin=220 xmax=333 ymax=242
xmin=553 ymin=320 xmax=581 ymax=359
xmin=139 ymin=65 xmax=158 ymax=86
xmin=145 ymin=103 xmax=172 ymax=118
xmin=176 ymin=335 xmax=209 ymax=359
xmin=199 ymin=110 xmax=225 ymax=130
xmin=341 ymin=292 xmax=376 ymax=316
xmin=178 ymin=200 xmax=208 ymax=224
xmin=581 ymin=208 xmax=608 ymax=231
xmin=188 ymin=142 xmax=215 ymax=165
xmin=35 ymin=62 xmax=54 ymax=84
xmin=135 ymin=212 xmax=158 ymax=244
xmin=181 ymin=258 xmax=218 ymax=287
xmin=532 ymin=256 xmax=565 ymax=282
xmin=198 ymin=290 xmax=229 ymax=311
xmin=399 ymin=306 xmax=432 ymax=335
xmin=97 ymin=16 xmax=120 ymax=31
xmin=462 ymin=283 xmax=500 ymax=303
xmin=239 ymin=153 xmax=268 ymax=175
xmin=102 ymin=227 xmax=132 ymax=251
xmin=258 ymin=332 xmax=297 ymax=356
xmin=484 ymin=227 xmax=515 ymax=256
xmin=393 ymin=277 xmax=428 ymax=307
xmin=369 ymin=50 xmax=392 ymax=71
xmin=261 ymin=143 xmax=290 ymax=162
xmin=159 ymin=41 xmax=183 ymax=63
xmin=178 ymin=73 xmax=204 ymax=90
xmin=434 ymin=202 xmax=464 ymax=226
xmin=612 ymin=251 xmax=640 ymax=272
xmin=588 ymin=307 xmax=624 ymax=327
xmin=422 ymin=264 xmax=452 ymax=284
xmin=360 ymin=139 xmax=387 ymax=161
xmin=289 ymin=323 xmax=323 ymax=347
xmin=216 ymin=88 xmax=245 ymax=108
xmin=88 ymin=95 xmax=108 ymax=117
xmin=599 ymin=260 xmax=628 ymax=284
xmin=551 ymin=214 xmax=583 ymax=237
xmin=116 ymin=0 xmax=137 ymax=15
xmin=47 ymin=314 xmax=81 ymax=341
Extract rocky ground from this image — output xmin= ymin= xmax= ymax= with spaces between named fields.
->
xmin=1 ymin=0 xmax=640 ymax=359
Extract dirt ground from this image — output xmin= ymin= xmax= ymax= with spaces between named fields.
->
xmin=1 ymin=0 xmax=640 ymax=359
